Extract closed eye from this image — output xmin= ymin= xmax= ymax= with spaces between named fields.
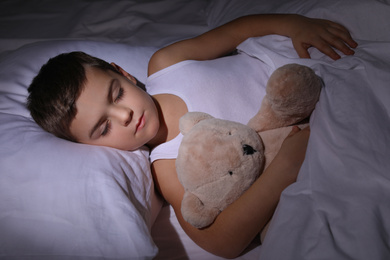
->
xmin=101 ymin=120 xmax=111 ymax=136
xmin=114 ymin=87 xmax=124 ymax=103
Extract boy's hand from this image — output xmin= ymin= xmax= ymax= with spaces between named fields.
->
xmin=286 ymin=15 xmax=358 ymax=60
xmin=274 ymin=125 xmax=311 ymax=183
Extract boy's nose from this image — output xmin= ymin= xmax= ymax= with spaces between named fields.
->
xmin=109 ymin=105 xmax=133 ymax=126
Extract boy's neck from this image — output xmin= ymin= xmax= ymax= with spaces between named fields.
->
xmin=146 ymin=94 xmax=187 ymax=150
xmin=146 ymin=96 xmax=167 ymax=150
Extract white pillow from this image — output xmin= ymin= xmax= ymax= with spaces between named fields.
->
xmin=0 ymin=40 xmax=160 ymax=259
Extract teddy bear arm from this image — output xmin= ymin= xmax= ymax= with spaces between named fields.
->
xmin=248 ymin=97 xmax=290 ymax=132
xmin=181 ymin=191 xmax=221 ymax=229
xmin=251 ymin=64 xmax=321 ymax=132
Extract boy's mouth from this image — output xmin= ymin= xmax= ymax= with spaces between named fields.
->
xmin=135 ymin=113 xmax=145 ymax=134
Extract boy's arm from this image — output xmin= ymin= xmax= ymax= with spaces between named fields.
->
xmin=152 ymin=126 xmax=310 ymax=258
xmin=148 ymin=14 xmax=357 ymax=75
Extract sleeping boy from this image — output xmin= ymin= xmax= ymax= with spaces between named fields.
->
xmin=27 ymin=14 xmax=357 ymax=258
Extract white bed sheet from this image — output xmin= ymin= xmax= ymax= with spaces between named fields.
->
xmin=238 ymin=35 xmax=390 ymax=260
xmin=1 ymin=0 xmax=389 ymax=259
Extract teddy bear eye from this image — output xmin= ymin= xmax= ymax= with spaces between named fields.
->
xmin=228 ymin=132 xmax=232 ymax=135
xmin=228 ymin=171 xmax=233 ymax=176
xmin=243 ymin=144 xmax=256 ymax=155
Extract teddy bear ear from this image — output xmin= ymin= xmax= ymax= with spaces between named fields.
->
xmin=179 ymin=112 xmax=214 ymax=135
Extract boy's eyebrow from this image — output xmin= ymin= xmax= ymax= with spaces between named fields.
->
xmin=88 ymin=79 xmax=115 ymax=139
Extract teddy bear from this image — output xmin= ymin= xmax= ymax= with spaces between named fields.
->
xmin=176 ymin=64 xmax=322 ymax=229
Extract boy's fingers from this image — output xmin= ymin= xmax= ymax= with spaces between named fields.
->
xmin=316 ymin=39 xmax=341 ymax=60
xmin=294 ymin=38 xmax=341 ymax=60
xmin=341 ymin=33 xmax=358 ymax=49
xmin=326 ymin=29 xmax=357 ymax=55
xmin=293 ymin=42 xmax=311 ymax=59
xmin=288 ymin=125 xmax=301 ymax=136
xmin=336 ymin=42 xmax=355 ymax=56
xmin=289 ymin=125 xmax=311 ymax=137
xmin=326 ymin=20 xmax=358 ymax=47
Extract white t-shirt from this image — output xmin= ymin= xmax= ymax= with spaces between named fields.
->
xmin=146 ymin=52 xmax=271 ymax=163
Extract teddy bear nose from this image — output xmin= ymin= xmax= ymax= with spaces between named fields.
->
xmin=243 ymin=144 xmax=256 ymax=155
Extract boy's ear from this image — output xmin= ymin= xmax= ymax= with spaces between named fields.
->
xmin=110 ymin=62 xmax=137 ymax=84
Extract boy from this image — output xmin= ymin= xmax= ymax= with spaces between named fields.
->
xmin=28 ymin=14 xmax=357 ymax=258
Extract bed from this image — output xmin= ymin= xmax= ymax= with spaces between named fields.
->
xmin=1 ymin=0 xmax=389 ymax=259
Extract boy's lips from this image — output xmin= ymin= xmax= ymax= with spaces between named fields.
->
xmin=135 ymin=113 xmax=145 ymax=133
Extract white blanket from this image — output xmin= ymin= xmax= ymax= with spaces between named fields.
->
xmin=237 ymin=35 xmax=390 ymax=259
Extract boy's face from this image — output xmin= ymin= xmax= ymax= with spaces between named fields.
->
xmin=70 ymin=64 xmax=159 ymax=151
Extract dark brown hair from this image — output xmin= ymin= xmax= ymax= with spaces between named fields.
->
xmin=27 ymin=51 xmax=125 ymax=141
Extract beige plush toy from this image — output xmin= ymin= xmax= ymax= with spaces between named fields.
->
xmin=176 ymin=64 xmax=322 ymax=229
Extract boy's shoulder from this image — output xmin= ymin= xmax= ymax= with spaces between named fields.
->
xmin=147 ymin=47 xmax=186 ymax=76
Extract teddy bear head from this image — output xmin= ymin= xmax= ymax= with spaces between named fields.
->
xmin=176 ymin=112 xmax=264 ymax=228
